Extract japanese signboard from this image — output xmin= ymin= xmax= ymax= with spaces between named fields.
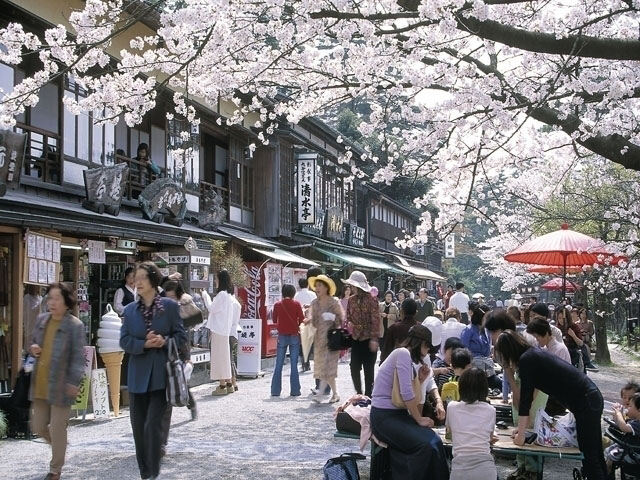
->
xmin=296 ymin=154 xmax=316 ymax=224
xmin=237 ymin=318 xmax=262 ymax=377
xmin=346 ymin=223 xmax=366 ymax=247
xmin=325 ymin=206 xmax=345 ymax=242
xmin=0 ymin=129 xmax=26 ymax=197
xmin=139 ymin=178 xmax=187 ymax=226
xmin=445 ymin=234 xmax=455 ymax=259
xmin=300 ymin=209 xmax=325 ymax=237
xmin=72 ymin=347 xmax=97 ymax=412
xmin=90 ymin=368 xmax=111 ymax=420
xmin=82 ymin=163 xmax=129 ymax=216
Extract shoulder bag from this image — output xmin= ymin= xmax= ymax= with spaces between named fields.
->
xmin=391 ymin=357 xmax=422 ymax=408
xmin=179 ymin=298 xmax=204 ymax=329
xmin=165 ymin=337 xmax=190 ymax=407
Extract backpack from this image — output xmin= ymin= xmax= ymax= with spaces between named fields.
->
xmin=441 ymin=376 xmax=460 ymax=403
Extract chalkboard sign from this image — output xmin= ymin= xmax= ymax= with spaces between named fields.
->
xmin=138 ymin=178 xmax=187 ymax=226
xmin=0 ymin=129 xmax=27 ymax=197
xmin=82 ymin=163 xmax=129 ymax=215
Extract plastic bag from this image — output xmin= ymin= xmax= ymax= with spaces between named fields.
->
xmin=533 ymin=408 xmax=578 ymax=448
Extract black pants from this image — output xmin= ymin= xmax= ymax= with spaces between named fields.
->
xmin=573 ymin=388 xmax=607 ymax=480
xmin=130 ymin=389 xmax=167 ymax=479
xmin=160 ymin=390 xmax=197 ymax=447
xmin=580 ymin=344 xmax=593 ymax=367
xmin=350 ymin=339 xmax=377 ymax=397
xmin=370 ymin=407 xmax=449 ymax=480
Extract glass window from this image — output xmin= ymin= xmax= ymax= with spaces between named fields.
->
xmin=32 ymin=82 xmax=59 ymax=134
xmin=0 ymin=63 xmax=13 ymax=100
xmin=104 ymin=123 xmax=115 ymax=165
xmin=151 ymin=125 xmax=165 ymax=168
xmin=63 ymin=90 xmax=75 ymax=158
xmin=92 ymin=113 xmax=103 ymax=165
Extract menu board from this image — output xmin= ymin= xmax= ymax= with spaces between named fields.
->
xmin=24 ymin=232 xmax=61 ymax=286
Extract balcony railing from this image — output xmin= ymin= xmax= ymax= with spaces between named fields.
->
xmin=115 ymin=153 xmax=161 ymax=200
xmin=199 ymin=180 xmax=229 ymax=221
xmin=16 ymin=123 xmax=62 ymax=184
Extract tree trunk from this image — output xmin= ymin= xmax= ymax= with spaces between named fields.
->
xmin=594 ymin=293 xmax=612 ymax=365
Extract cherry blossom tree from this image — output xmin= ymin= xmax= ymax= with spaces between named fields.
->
xmin=1 ymin=0 xmax=639 ymax=238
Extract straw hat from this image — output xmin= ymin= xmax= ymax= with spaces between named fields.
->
xmin=342 ymin=270 xmax=372 ymax=293
xmin=308 ymin=275 xmax=337 ymax=297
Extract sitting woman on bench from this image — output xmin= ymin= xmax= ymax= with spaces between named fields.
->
xmin=370 ymin=325 xmax=449 ymax=480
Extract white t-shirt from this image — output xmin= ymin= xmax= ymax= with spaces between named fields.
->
xmin=438 ymin=318 xmax=466 ymax=358
xmin=545 ymin=337 xmax=571 ymax=364
xmin=416 ymin=356 xmax=437 ymax=404
xmin=294 ymin=289 xmax=316 ymax=306
xmin=495 ymin=300 xmax=503 ymax=308
xmin=448 ymin=291 xmax=470 ymax=314
xmin=446 ymin=400 xmax=496 ymax=459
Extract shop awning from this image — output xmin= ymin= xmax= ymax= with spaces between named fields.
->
xmin=252 ymin=247 xmax=319 ymax=267
xmin=0 ymin=191 xmax=226 ymax=247
xmin=395 ymin=263 xmax=445 ymax=281
xmin=315 ymin=247 xmax=402 ymax=273
xmin=217 ymin=226 xmax=276 ymax=248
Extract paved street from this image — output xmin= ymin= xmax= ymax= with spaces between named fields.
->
xmin=1 ymin=345 xmax=639 ymax=480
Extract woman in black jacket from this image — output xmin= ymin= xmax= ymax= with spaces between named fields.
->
xmin=494 ymin=330 xmax=607 ymax=480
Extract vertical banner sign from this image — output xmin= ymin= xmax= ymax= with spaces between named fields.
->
xmin=90 ymin=368 xmax=111 ymax=420
xmin=297 ymin=154 xmax=316 ymax=224
xmin=72 ymin=346 xmax=96 ymax=411
xmin=0 ymin=129 xmax=27 ymax=197
xmin=445 ymin=234 xmax=455 ymax=259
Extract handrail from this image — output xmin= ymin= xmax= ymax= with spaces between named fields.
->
xmin=15 ymin=123 xmax=62 ymax=185
xmin=115 ymin=153 xmax=162 ymax=200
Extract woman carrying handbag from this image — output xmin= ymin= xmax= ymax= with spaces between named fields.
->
xmin=120 ymin=262 xmax=186 ymax=480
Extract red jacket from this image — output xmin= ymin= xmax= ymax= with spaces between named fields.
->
xmin=273 ymin=298 xmax=305 ymax=335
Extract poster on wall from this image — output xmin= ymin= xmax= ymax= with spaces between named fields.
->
xmin=24 ymin=232 xmax=61 ymax=286
xmin=264 ymin=263 xmax=282 ymax=308
xmin=88 ymin=240 xmax=106 ymax=264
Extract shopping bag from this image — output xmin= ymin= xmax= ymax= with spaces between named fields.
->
xmin=165 ymin=337 xmax=189 ymax=407
xmin=323 ymin=453 xmax=366 ymax=480
xmin=533 ymin=408 xmax=578 ymax=448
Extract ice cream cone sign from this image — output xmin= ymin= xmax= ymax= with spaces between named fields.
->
xmin=97 ymin=304 xmax=124 ymax=416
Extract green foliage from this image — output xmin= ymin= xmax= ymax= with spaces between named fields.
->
xmin=209 ymin=240 xmax=248 ymax=289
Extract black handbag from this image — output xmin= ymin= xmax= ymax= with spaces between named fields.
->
xmin=323 ymin=453 xmax=366 ymax=480
xmin=327 ymin=328 xmax=353 ymax=351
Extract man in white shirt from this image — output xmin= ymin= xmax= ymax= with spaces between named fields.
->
xmin=530 ymin=303 xmax=563 ymax=343
xmin=293 ymin=277 xmax=317 ymax=306
xmin=438 ymin=311 xmax=466 ymax=359
xmin=525 ymin=317 xmax=571 ymax=363
xmin=448 ymin=282 xmax=470 ymax=324
xmin=495 ymin=297 xmax=504 ymax=308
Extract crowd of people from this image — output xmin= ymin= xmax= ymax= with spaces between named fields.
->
xmin=22 ymin=262 xmax=632 ymax=480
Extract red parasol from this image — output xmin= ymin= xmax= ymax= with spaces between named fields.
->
xmin=505 ymin=223 xmax=625 ymax=299
xmin=540 ymin=277 xmax=581 ymax=292
xmin=528 ymin=265 xmax=583 ymax=274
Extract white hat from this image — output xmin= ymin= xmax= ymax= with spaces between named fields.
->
xmin=472 ymin=293 xmax=485 ymax=299
xmin=342 ymin=270 xmax=372 ymax=293
xmin=422 ymin=316 xmax=442 ymax=346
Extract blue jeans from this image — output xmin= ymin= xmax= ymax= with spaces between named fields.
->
xmin=270 ymin=334 xmax=301 ymax=396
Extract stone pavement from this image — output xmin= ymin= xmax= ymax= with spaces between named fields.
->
xmin=0 ymin=345 xmax=638 ymax=479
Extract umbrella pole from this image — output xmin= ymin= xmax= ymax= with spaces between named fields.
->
xmin=562 ymin=255 xmax=567 ymax=303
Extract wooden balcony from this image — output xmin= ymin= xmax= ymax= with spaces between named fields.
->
xmin=115 ymin=153 xmax=161 ymax=200
xmin=199 ymin=180 xmax=229 ymax=221
xmin=15 ymin=123 xmax=62 ymax=184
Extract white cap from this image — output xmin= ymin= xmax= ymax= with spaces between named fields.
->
xmin=422 ymin=316 xmax=442 ymax=346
